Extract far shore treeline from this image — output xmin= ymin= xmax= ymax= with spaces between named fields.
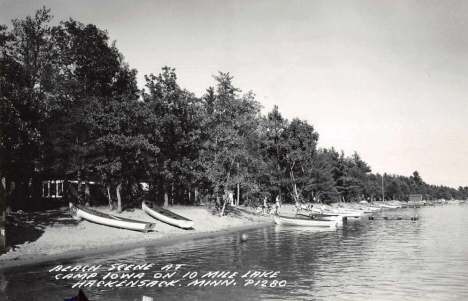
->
xmin=1 ymin=8 xmax=467 ymax=212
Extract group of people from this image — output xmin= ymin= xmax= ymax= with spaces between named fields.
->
xmin=257 ymin=196 xmax=328 ymax=216
xmin=261 ymin=195 xmax=282 ymax=215
xmin=227 ymin=191 xmax=282 ymax=215
xmin=294 ymin=201 xmax=314 ymax=212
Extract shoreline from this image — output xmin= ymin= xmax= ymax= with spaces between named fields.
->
xmin=0 ymin=204 xmax=281 ymax=270
xmin=0 ymin=201 xmax=388 ymax=269
xmin=0 ymin=221 xmax=274 ymax=270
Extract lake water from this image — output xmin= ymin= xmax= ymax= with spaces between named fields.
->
xmin=1 ymin=204 xmax=468 ymax=301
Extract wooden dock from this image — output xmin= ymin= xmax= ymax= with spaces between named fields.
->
xmin=368 ymin=216 xmax=419 ymax=221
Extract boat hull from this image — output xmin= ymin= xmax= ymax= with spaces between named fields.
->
xmin=70 ymin=203 xmax=156 ymax=232
xmin=313 ymin=208 xmax=363 ymax=218
xmin=142 ymin=201 xmax=194 ymax=229
xmin=275 ymin=216 xmax=338 ymax=228
xmin=312 ymin=214 xmax=345 ymax=222
xmin=298 ymin=213 xmax=344 ymax=222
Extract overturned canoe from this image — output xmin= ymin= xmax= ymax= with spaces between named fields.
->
xmin=142 ymin=201 xmax=194 ymax=229
xmin=69 ymin=203 xmax=156 ymax=233
xmin=274 ymin=215 xmax=338 ymax=228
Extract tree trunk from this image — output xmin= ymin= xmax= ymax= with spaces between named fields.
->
xmin=116 ymin=183 xmax=122 ymax=213
xmin=290 ymin=169 xmax=299 ymax=202
xmin=77 ymin=169 xmax=83 ymax=204
xmin=171 ymin=184 xmax=174 ymax=205
xmin=164 ymin=192 xmax=168 ymax=209
xmin=84 ymin=173 xmax=90 ymax=206
xmin=5 ymin=178 xmax=12 ymax=209
xmin=0 ymin=211 xmax=5 ymax=255
xmin=219 ymin=158 xmax=236 ymax=217
xmin=0 ymin=178 xmax=6 ymax=255
xmin=220 ymin=195 xmax=227 ymax=217
xmin=107 ymin=185 xmax=112 ymax=210
xmin=0 ymin=178 xmax=7 ymax=214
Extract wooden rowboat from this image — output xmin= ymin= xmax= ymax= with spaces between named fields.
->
xmin=142 ymin=201 xmax=194 ymax=229
xmin=274 ymin=215 xmax=338 ymax=228
xmin=313 ymin=213 xmax=345 ymax=222
xmin=296 ymin=213 xmax=344 ymax=222
xmin=312 ymin=208 xmax=362 ymax=218
xmin=69 ymin=203 xmax=156 ymax=233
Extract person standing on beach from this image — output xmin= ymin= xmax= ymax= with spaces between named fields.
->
xmin=263 ymin=196 xmax=268 ymax=215
xmin=275 ymin=195 xmax=281 ymax=215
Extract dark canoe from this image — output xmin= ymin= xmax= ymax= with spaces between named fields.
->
xmin=69 ymin=203 xmax=156 ymax=233
xmin=142 ymin=201 xmax=194 ymax=229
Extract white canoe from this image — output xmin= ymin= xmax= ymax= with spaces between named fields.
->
xmin=142 ymin=201 xmax=194 ymax=229
xmin=69 ymin=203 xmax=156 ymax=233
xmin=274 ymin=216 xmax=338 ymax=228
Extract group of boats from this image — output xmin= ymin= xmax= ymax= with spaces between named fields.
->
xmin=274 ymin=200 xmax=422 ymax=228
xmin=69 ymin=201 xmax=194 ymax=232
xmin=70 ymin=198 xmax=463 ymax=232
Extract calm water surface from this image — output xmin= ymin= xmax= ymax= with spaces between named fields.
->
xmin=1 ymin=204 xmax=468 ymax=301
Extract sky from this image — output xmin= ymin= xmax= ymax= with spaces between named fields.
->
xmin=2 ymin=0 xmax=468 ymax=188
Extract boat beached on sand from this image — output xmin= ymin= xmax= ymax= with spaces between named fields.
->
xmin=275 ymin=215 xmax=339 ymax=228
xmin=69 ymin=203 xmax=156 ymax=233
xmin=142 ymin=201 xmax=194 ymax=229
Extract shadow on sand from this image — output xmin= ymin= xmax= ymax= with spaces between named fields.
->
xmin=5 ymin=208 xmax=79 ymax=252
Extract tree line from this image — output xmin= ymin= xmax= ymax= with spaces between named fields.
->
xmin=1 ymin=8 xmax=466 ymax=211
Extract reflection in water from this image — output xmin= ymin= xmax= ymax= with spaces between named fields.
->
xmin=2 ymin=205 xmax=468 ymax=300
xmin=0 ymin=272 xmax=7 ymax=292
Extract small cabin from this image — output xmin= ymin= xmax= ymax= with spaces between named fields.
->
xmin=42 ymin=180 xmax=65 ymax=199
xmin=409 ymin=194 xmax=422 ymax=202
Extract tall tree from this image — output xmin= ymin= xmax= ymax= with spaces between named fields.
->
xmin=307 ymin=149 xmax=338 ymax=202
xmin=262 ymin=105 xmax=288 ymax=199
xmin=85 ymin=96 xmax=159 ymax=211
xmin=346 ymin=152 xmax=371 ymax=201
xmin=278 ymin=118 xmax=319 ymax=202
xmin=199 ymin=72 xmax=262 ymax=215
xmin=0 ymin=7 xmax=56 ymax=206
xmin=44 ymin=17 xmax=135 ymax=204
xmin=143 ymin=66 xmax=204 ymax=206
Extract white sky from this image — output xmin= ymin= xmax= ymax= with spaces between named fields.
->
xmin=2 ymin=0 xmax=468 ymax=188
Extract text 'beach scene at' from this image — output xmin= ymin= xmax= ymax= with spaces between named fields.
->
xmin=1 ymin=1 xmax=468 ymax=300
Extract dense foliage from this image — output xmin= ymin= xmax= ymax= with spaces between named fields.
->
xmin=1 ymin=8 xmax=466 ymax=211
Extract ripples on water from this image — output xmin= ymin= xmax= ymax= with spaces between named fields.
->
xmin=2 ymin=205 xmax=468 ymax=301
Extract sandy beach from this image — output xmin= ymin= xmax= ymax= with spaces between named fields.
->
xmin=0 ymin=204 xmax=305 ymax=268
